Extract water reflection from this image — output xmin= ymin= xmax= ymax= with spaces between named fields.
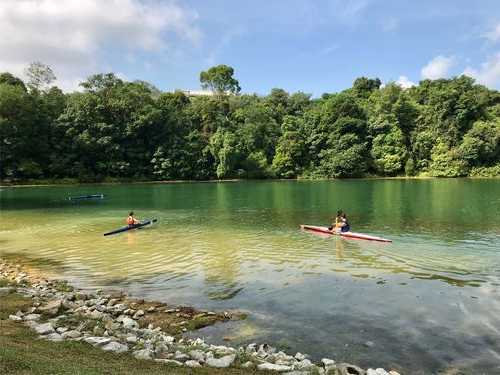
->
xmin=2 ymin=180 xmax=500 ymax=373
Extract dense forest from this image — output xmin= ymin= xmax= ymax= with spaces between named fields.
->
xmin=1 ymin=63 xmax=499 ymax=183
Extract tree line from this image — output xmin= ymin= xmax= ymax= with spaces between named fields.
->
xmin=1 ymin=63 xmax=499 ymax=182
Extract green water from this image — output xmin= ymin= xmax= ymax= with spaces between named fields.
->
xmin=1 ymin=180 xmax=500 ymax=374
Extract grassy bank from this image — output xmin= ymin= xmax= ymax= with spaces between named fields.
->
xmin=0 ymin=281 xmax=264 ymax=375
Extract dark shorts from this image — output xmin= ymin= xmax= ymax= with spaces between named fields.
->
xmin=340 ymin=225 xmax=350 ymax=233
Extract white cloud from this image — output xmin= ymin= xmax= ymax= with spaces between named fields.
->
xmin=421 ymin=55 xmax=455 ymax=80
xmin=0 ymin=0 xmax=201 ymax=91
xmin=381 ymin=17 xmax=399 ymax=32
xmin=483 ymin=24 xmax=500 ymax=42
xmin=463 ymin=53 xmax=500 ymax=88
xmin=395 ymin=76 xmax=416 ymax=89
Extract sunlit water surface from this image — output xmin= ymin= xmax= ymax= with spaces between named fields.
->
xmin=1 ymin=180 xmax=500 ymax=374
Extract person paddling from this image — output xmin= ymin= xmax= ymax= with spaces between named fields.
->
xmin=339 ymin=212 xmax=350 ymax=233
xmin=127 ymin=211 xmax=140 ymax=227
xmin=329 ymin=210 xmax=343 ymax=231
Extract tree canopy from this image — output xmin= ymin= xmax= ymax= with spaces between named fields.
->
xmin=1 ymin=63 xmax=499 ymax=182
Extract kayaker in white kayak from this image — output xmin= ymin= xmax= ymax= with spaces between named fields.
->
xmin=127 ymin=212 xmax=140 ymax=227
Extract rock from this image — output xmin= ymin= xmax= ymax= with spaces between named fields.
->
xmin=24 ymin=313 xmax=41 ymax=321
xmin=364 ymin=341 xmax=375 ymax=348
xmin=257 ymin=363 xmax=292 ymax=372
xmin=164 ymin=335 xmax=175 ymax=344
xmin=56 ymin=327 xmax=68 ymax=334
xmin=388 ymin=371 xmax=401 ymax=375
xmin=296 ymin=359 xmax=314 ymax=370
xmin=295 ymin=352 xmax=306 ymax=361
xmin=366 ymin=369 xmax=389 ymax=375
xmin=121 ymin=317 xmax=138 ymax=329
xmin=206 ymin=354 xmax=236 ymax=368
xmin=0 ymin=287 xmax=14 ymax=296
xmin=189 ymin=349 xmax=206 ymax=362
xmin=126 ymin=335 xmax=138 ymax=344
xmin=34 ymin=323 xmax=55 ymax=335
xmin=147 ymin=306 xmax=156 ymax=312
xmin=133 ymin=349 xmax=153 ymax=360
xmin=241 ymin=361 xmax=254 ymax=368
xmin=62 ymin=330 xmax=82 ymax=339
xmin=9 ymin=315 xmax=22 ymax=321
xmin=84 ymin=336 xmax=112 ymax=347
xmin=89 ymin=310 xmax=105 ymax=320
xmin=133 ymin=310 xmax=144 ymax=319
xmin=107 ymin=298 xmax=118 ymax=307
xmin=284 ymin=372 xmax=309 ymax=375
xmin=37 ymin=300 xmax=62 ymax=316
xmin=154 ymin=359 xmax=182 ymax=366
xmin=45 ymin=332 xmax=63 ymax=342
xmin=174 ymin=351 xmax=190 ymax=360
xmin=337 ymin=363 xmax=366 ymax=375
xmin=102 ymin=341 xmax=128 ymax=353
xmin=185 ymin=360 xmax=202 ymax=368
xmin=93 ymin=326 xmax=105 ymax=336
xmin=322 ymin=358 xmax=335 ymax=367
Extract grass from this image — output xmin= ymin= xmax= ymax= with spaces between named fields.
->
xmin=0 ymin=281 xmax=268 ymax=375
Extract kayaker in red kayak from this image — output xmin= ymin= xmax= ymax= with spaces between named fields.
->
xmin=339 ymin=213 xmax=350 ymax=233
xmin=329 ymin=210 xmax=343 ymax=231
xmin=127 ymin=212 xmax=140 ymax=226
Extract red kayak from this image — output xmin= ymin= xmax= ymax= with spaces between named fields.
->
xmin=300 ymin=225 xmax=392 ymax=243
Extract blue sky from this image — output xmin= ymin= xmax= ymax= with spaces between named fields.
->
xmin=2 ymin=0 xmax=500 ymax=95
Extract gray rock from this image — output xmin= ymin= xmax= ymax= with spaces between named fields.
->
xmin=24 ymin=313 xmax=41 ymax=321
xmin=37 ymin=300 xmax=62 ymax=316
xmin=174 ymin=351 xmax=190 ymax=360
xmin=84 ymin=336 xmax=112 ymax=347
xmin=322 ymin=358 xmax=335 ymax=367
xmin=0 ymin=287 xmax=14 ymax=296
xmin=9 ymin=314 xmax=22 ymax=321
xmin=62 ymin=330 xmax=82 ymax=339
xmin=133 ymin=309 xmax=145 ymax=319
xmin=154 ymin=359 xmax=182 ymax=366
xmin=121 ymin=317 xmax=138 ymax=330
xmin=364 ymin=341 xmax=375 ymax=348
xmin=284 ymin=372 xmax=309 ymax=375
xmin=367 ymin=369 xmax=390 ymax=375
xmin=294 ymin=352 xmax=306 ymax=361
xmin=89 ymin=310 xmax=105 ymax=320
xmin=133 ymin=349 xmax=154 ymax=360
xmin=241 ymin=361 xmax=254 ymax=368
xmin=337 ymin=363 xmax=366 ymax=375
xmin=185 ymin=360 xmax=202 ymax=368
xmin=45 ymin=332 xmax=63 ymax=342
xmin=56 ymin=327 xmax=68 ymax=334
xmin=34 ymin=323 xmax=55 ymax=335
xmin=189 ymin=349 xmax=206 ymax=362
xmin=296 ymin=359 xmax=314 ymax=370
xmin=257 ymin=363 xmax=292 ymax=372
xmin=206 ymin=354 xmax=236 ymax=368
xmin=126 ymin=335 xmax=138 ymax=344
xmin=102 ymin=341 xmax=128 ymax=353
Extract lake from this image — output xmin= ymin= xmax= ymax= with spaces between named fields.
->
xmin=1 ymin=179 xmax=500 ymax=374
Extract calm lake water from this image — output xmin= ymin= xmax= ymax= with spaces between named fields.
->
xmin=1 ymin=179 xmax=500 ymax=374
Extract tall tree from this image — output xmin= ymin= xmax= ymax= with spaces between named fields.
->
xmin=200 ymin=65 xmax=241 ymax=95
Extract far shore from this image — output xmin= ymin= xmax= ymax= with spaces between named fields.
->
xmin=2 ymin=175 xmax=499 ymax=188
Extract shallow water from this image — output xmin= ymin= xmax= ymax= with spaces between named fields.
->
xmin=1 ymin=179 xmax=500 ymax=374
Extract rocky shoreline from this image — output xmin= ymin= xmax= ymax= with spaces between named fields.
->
xmin=0 ymin=259 xmax=401 ymax=375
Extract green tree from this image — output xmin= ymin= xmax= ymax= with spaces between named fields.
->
xmin=25 ymin=62 xmax=56 ymax=92
xmin=200 ymin=65 xmax=241 ymax=95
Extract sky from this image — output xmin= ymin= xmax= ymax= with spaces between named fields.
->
xmin=1 ymin=0 xmax=500 ymax=96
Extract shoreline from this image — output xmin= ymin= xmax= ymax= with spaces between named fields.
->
xmin=2 ymin=175 xmax=499 ymax=188
xmin=0 ymin=257 xmax=401 ymax=375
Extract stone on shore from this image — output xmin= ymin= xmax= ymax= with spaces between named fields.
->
xmin=155 ymin=359 xmax=182 ymax=366
xmin=133 ymin=349 xmax=154 ymax=360
xmin=9 ymin=314 xmax=22 ymax=321
xmin=33 ymin=322 xmax=55 ymax=335
xmin=102 ymin=341 xmax=128 ymax=353
xmin=121 ymin=317 xmax=138 ymax=329
xmin=62 ymin=330 xmax=82 ymax=339
xmin=206 ymin=354 xmax=236 ymax=368
xmin=185 ymin=360 xmax=202 ymax=368
xmin=37 ymin=299 xmax=62 ymax=316
xmin=84 ymin=336 xmax=112 ymax=347
xmin=24 ymin=313 xmax=41 ymax=321
xmin=257 ymin=363 xmax=292 ymax=372
xmin=189 ymin=349 xmax=206 ymax=362
xmin=45 ymin=332 xmax=63 ymax=342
